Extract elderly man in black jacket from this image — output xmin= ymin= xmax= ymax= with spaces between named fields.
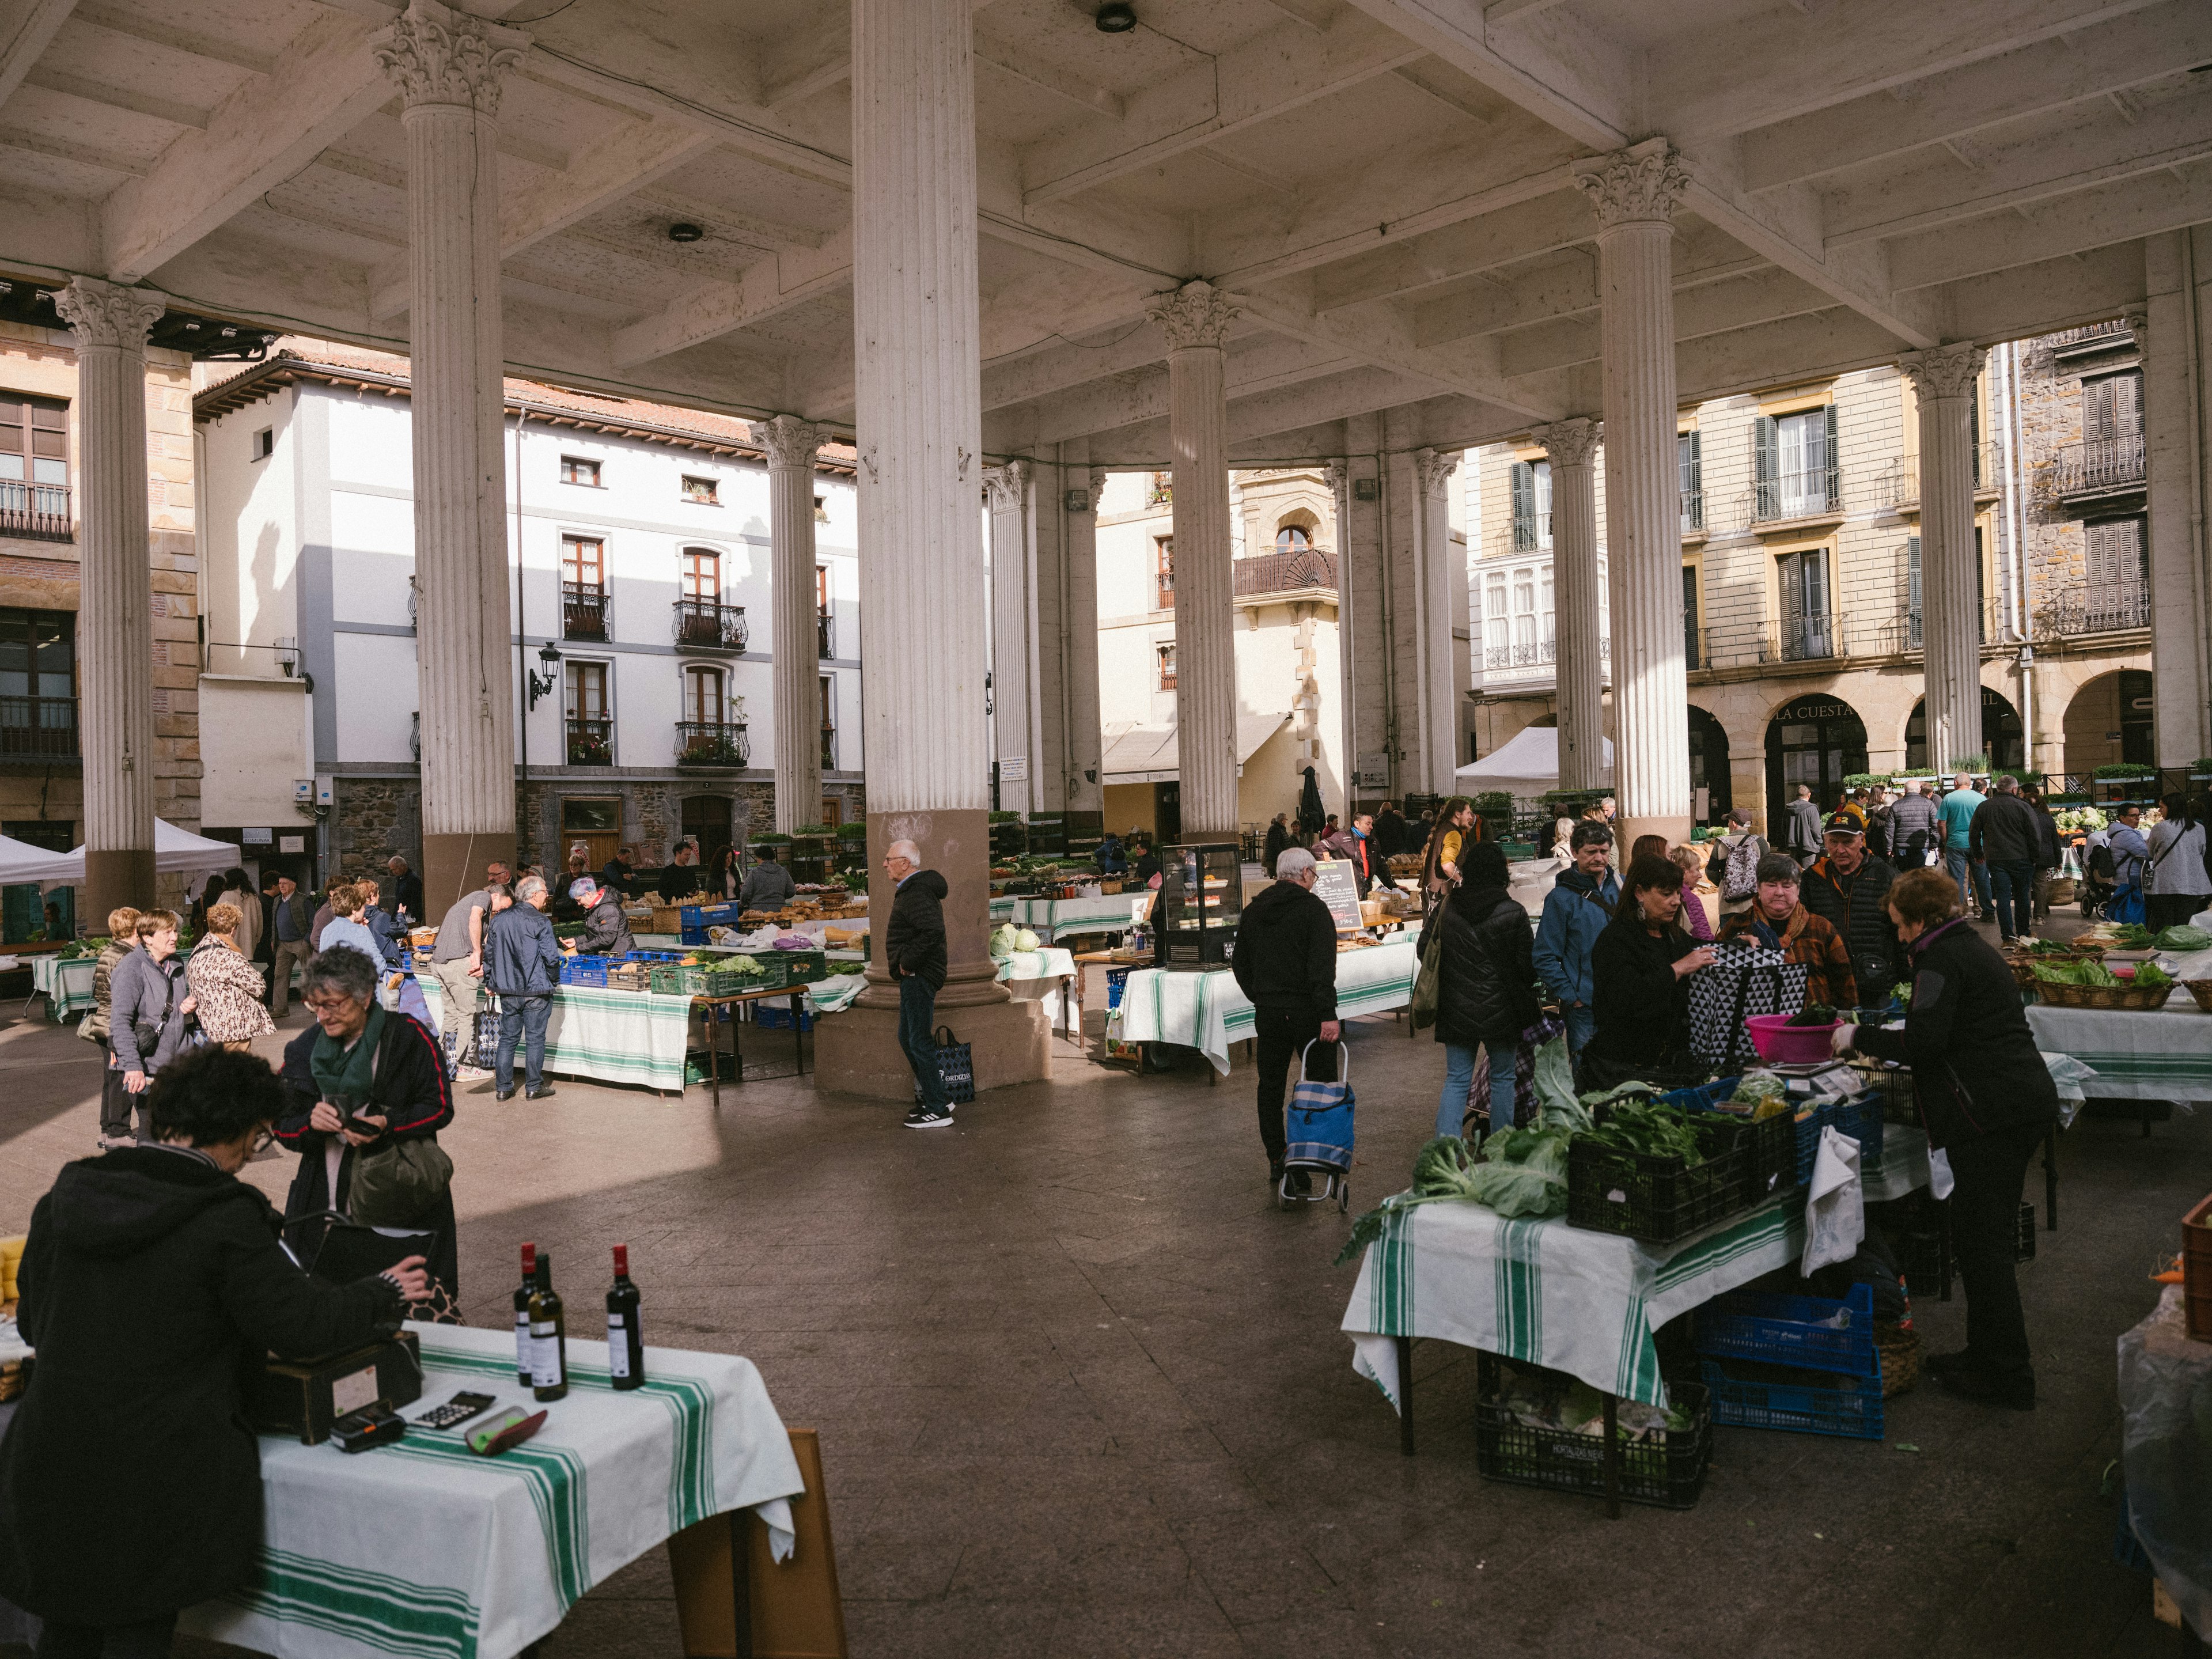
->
xmin=884 ymin=838 xmax=953 ymax=1129
xmin=1969 ymin=775 xmax=2046 ymax=944
xmin=570 ymin=877 xmax=635 ymax=959
xmin=1800 ymin=813 xmax=1903 ymax=1011
xmin=1231 ymin=846 xmax=1342 ymax=1193
xmin=487 ymin=876 xmax=567 ymax=1101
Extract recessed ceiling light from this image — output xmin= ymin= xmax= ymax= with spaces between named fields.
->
xmin=668 ymin=222 xmax=704 ymax=243
xmin=1095 ymin=3 xmax=1136 ymax=32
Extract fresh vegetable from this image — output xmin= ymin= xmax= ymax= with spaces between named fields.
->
xmin=1529 ymin=1036 xmax=1595 ymax=1134
xmin=1892 ymin=980 xmax=1913 ymax=1008
xmin=1335 ymin=1125 xmax=1575 ymax=1263
xmin=2106 ymin=923 xmax=2157 ymax=949
xmin=1578 ymin=1101 xmax=1709 ymax=1166
xmin=2154 ymin=925 xmax=2212 ymax=952
xmin=2134 ymin=962 xmax=2173 ymax=988
xmin=2030 ymin=959 xmax=2122 ymax=987
xmin=1013 ymin=927 xmax=1041 ymax=952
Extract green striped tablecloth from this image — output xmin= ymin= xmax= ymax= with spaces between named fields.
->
xmin=2026 ymin=998 xmax=2212 ymax=1100
xmin=1343 ymin=1190 xmax=1808 ymax=1411
xmin=29 ymin=955 xmax=95 ymax=1021
xmin=1111 ymin=938 xmax=1419 ymax=1073
xmin=416 ymin=979 xmax=692 ymax=1093
xmin=1010 ymin=894 xmax=1143 ymax=943
xmin=177 ymin=1323 xmax=804 ymax=1659
xmin=807 ymin=950 xmax=1075 ymax=1020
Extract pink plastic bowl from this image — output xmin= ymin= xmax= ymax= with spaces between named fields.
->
xmin=1745 ymin=1013 xmax=1839 ymax=1063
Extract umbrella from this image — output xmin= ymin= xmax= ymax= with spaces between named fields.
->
xmin=1298 ymin=766 xmax=1324 ymax=836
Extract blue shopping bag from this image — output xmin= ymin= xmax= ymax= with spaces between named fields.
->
xmin=1284 ymin=1041 xmax=1354 ymax=1173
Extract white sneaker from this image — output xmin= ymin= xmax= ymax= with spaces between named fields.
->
xmin=454 ymin=1065 xmax=492 ymax=1081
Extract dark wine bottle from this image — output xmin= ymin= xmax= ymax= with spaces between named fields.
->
xmin=529 ymin=1249 xmax=568 ymax=1402
xmin=513 ymin=1242 xmax=537 ymax=1385
xmin=606 ymin=1243 xmax=645 ymax=1389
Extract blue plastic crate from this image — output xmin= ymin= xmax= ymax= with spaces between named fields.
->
xmin=1793 ymin=1090 xmax=1886 ymax=1185
xmin=560 ymin=954 xmax=613 ymax=987
xmin=623 ymin=949 xmax=685 ymax=963
xmin=678 ymin=903 xmax=742 ymax=945
xmin=1699 ymin=1357 xmax=1884 ymax=1440
xmin=753 ymin=1004 xmax=814 ymax=1031
xmin=1695 ymin=1282 xmax=1878 ymax=1378
xmin=1655 ymin=1075 xmax=1741 ymax=1113
xmin=1105 ymin=967 xmax=1131 ymax=1010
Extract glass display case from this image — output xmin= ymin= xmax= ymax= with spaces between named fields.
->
xmin=1157 ymin=842 xmax=1243 ymax=969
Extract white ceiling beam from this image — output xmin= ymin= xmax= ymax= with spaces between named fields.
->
xmin=67 ymin=3 xmax=276 ymax=74
xmin=1650 ymin=0 xmax=2174 ymax=142
xmin=0 ymin=123 xmax=145 ymax=177
xmin=1388 ymin=63 xmax=1493 ymax=126
xmin=610 ymin=229 xmax=853 ymax=368
xmin=0 ymin=0 xmax=75 ymax=109
xmin=500 ymin=120 xmax=722 ymax=260
xmin=1888 ymin=160 xmax=2212 ymax=289
xmin=1738 ymin=2 xmax=2212 ymax=190
xmin=1823 ymin=87 xmax=2212 ymax=245
xmin=1410 ymin=241 xmax=1768 ymax=346
xmin=975 ymin=29 xmax=1123 ymax=120
xmin=99 ymin=9 xmax=396 ymax=283
xmin=1305 ymin=188 xmax=1594 ymax=312
xmin=1486 ymin=0 xmax=1574 ymax=20
xmin=1018 ymin=11 xmax=1425 ymax=206
xmin=631 ymin=189 xmax=828 ymax=254
xmin=22 ymin=66 xmax=209 ymax=128
xmin=1496 ymin=267 xmax=1840 ymax=375
xmin=995 ymin=335 xmax=1363 ymax=446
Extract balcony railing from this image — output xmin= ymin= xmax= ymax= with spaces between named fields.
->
xmin=1770 ymin=611 xmax=1846 ymax=663
xmin=1753 ymin=467 xmax=1842 ymax=522
xmin=820 ymin=728 xmax=837 ymax=771
xmin=2042 ymin=434 xmax=2145 ymax=501
xmin=563 ymin=580 xmax=609 ymax=642
xmin=1511 ymin=512 xmax=1552 ymax=552
xmin=564 ymin=715 xmax=611 ymax=766
xmin=0 ymin=481 xmax=70 ymax=542
xmin=1694 ymin=614 xmax=1852 ymax=669
xmin=1485 ymin=639 xmax=1554 ymax=670
xmin=0 ymin=695 xmax=78 ymax=758
xmin=1679 ymin=490 xmax=1704 ymax=535
xmin=817 ymin=610 xmax=834 ymax=658
xmin=1868 ymin=601 xmax=2005 ymax=656
xmin=676 ymin=720 xmax=749 ymax=768
xmin=2029 ymin=584 xmax=2152 ymax=638
xmin=1233 ymin=547 xmax=1338 ymax=599
xmin=1156 ymin=575 xmax=1174 ymax=610
xmin=672 ymin=598 xmax=747 ymax=652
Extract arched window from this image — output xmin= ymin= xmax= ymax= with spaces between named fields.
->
xmin=684 ymin=664 xmax=725 ymax=726
xmin=1275 ymin=523 xmax=1310 ymax=552
xmin=680 ymin=546 xmax=720 ymax=600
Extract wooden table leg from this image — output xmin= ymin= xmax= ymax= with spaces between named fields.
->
xmin=1396 ymin=1334 xmax=1415 ymax=1457
xmin=1601 ymin=1392 xmax=1621 ymax=1520
xmin=669 ymin=1508 xmax=755 ymax=1659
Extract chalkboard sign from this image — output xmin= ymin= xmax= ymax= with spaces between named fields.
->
xmin=1310 ymin=858 xmax=1363 ymax=931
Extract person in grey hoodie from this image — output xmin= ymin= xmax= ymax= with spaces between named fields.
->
xmin=107 ymin=910 xmax=198 ymax=1139
xmin=1885 ymin=780 xmax=1944 ymax=868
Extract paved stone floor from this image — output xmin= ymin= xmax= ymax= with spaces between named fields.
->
xmin=0 ymin=950 xmax=2197 ymax=1657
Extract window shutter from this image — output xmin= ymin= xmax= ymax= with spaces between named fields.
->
xmin=1780 ymin=551 xmax=1804 ymax=624
xmin=1823 ymin=404 xmax=1839 ymax=505
xmin=1969 ymin=393 xmax=1982 ymax=487
xmin=1510 ymin=461 xmax=1535 ymax=550
xmin=2115 ymin=371 xmax=2141 ymax=434
xmin=1754 ymin=416 xmax=1778 ymax=518
xmin=1679 ymin=432 xmax=1703 ymax=529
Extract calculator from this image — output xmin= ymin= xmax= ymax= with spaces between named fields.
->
xmin=413 ymin=1391 xmax=497 ymax=1430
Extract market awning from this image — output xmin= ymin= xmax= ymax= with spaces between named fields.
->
xmin=1100 ymin=711 xmax=1290 ymax=785
xmin=10 ymin=819 xmax=247 ymax=885
xmin=0 ymin=834 xmax=77 ymax=885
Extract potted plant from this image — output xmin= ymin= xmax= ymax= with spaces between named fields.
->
xmin=2190 ymin=759 xmax=2212 ymax=786
xmin=2092 ymin=760 xmax=2158 ymax=805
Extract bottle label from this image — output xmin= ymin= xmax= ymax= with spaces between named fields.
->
xmin=514 ymin=1310 xmax=531 ymax=1376
xmin=607 ymin=1312 xmax=630 ymax=1378
xmin=530 ymin=1319 xmax=564 ymax=1387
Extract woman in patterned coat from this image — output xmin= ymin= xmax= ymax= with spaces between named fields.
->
xmin=185 ymin=903 xmax=276 ymax=1050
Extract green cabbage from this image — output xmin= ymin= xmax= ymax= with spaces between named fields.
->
xmin=2155 ymin=925 xmax=2212 ymax=951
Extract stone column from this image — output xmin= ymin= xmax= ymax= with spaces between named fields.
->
xmin=1900 ymin=343 xmax=1988 ymax=774
xmin=762 ymin=415 xmax=823 ymax=834
xmin=1577 ymin=139 xmax=1691 ymax=846
xmin=826 ymin=0 xmax=1041 ymax=1101
xmin=1411 ymin=448 xmax=1461 ymax=797
xmin=1059 ymin=459 xmax=1106 ymax=818
xmin=1535 ymin=418 xmax=1605 ymax=791
xmin=54 ymin=277 xmax=164 ymax=918
xmin=1147 ymin=281 xmax=1240 ymax=839
xmin=373 ymin=0 xmax=527 ymax=913
xmin=2142 ymin=236 xmax=2212 ymax=763
xmin=984 ymin=459 xmax=1037 ymax=815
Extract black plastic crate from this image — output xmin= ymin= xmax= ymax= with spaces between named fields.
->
xmin=1473 ymin=1356 xmax=1711 ymax=1510
xmin=2016 ymin=1199 xmax=2037 ymax=1264
xmin=1566 ymin=1111 xmax=1772 ymax=1245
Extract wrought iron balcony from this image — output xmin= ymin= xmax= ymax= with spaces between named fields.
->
xmin=675 ymin=720 xmax=749 ymax=768
xmin=2041 ymin=434 xmax=2145 ymax=502
xmin=820 ymin=728 xmax=837 ymax=771
xmin=1868 ymin=601 xmax=2004 ymax=656
xmin=672 ymin=598 xmax=747 ymax=652
xmin=1679 ymin=489 xmax=1704 ymax=535
xmin=1753 ymin=467 xmax=1842 ymax=523
xmin=817 ymin=610 xmax=834 ymax=658
xmin=1484 ymin=639 xmax=1555 ymax=671
xmin=564 ymin=716 xmax=611 ymax=767
xmin=2028 ymin=583 xmax=2152 ymax=638
xmin=0 ymin=481 xmax=70 ymax=542
xmin=562 ymin=581 xmax=609 ymax=642
xmin=1694 ymin=614 xmax=1851 ymax=669
xmin=1511 ymin=512 xmax=1552 ymax=552
xmin=1233 ymin=547 xmax=1337 ymax=599
xmin=0 ymin=694 xmax=77 ymax=758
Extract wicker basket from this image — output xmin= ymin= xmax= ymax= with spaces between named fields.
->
xmin=2030 ymin=978 xmax=2177 ymax=1010
xmin=1873 ymin=1322 xmax=1921 ymax=1397
xmin=2184 ymin=980 xmax=2212 ymax=1013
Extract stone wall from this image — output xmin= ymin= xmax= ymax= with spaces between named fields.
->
xmin=332 ymin=777 xmax=421 ymax=881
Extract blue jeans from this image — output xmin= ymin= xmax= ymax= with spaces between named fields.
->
xmin=1437 ymin=1039 xmax=1521 ymax=1139
xmin=897 ymin=974 xmax=946 ymax=1108
xmin=1987 ymin=859 xmax=2036 ymax=939
xmin=1945 ymin=849 xmax=1992 ymax=915
xmin=496 ymin=994 xmax=551 ymax=1091
xmin=1562 ymin=1003 xmax=1595 ymax=1060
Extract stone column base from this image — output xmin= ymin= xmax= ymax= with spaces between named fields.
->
xmin=424 ymin=830 xmax=517 ymax=922
xmin=85 ymin=848 xmax=157 ymax=925
xmin=814 ymin=996 xmax=1051 ymax=1102
xmin=1616 ymin=815 xmax=1692 ymax=860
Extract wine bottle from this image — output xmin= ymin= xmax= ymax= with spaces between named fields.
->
xmin=606 ymin=1243 xmax=645 ymax=1389
xmin=529 ymin=1249 xmax=568 ymax=1402
xmin=513 ymin=1243 xmax=537 ymax=1385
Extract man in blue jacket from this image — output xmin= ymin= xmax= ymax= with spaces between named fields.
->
xmin=1533 ymin=821 xmax=1619 ymax=1060
xmin=486 ymin=876 xmax=565 ymax=1102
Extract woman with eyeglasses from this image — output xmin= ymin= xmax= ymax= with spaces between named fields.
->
xmin=0 ymin=1046 xmax=430 ymax=1659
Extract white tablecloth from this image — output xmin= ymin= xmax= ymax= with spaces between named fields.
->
xmin=416 ymin=978 xmax=696 ymax=1093
xmin=2026 ymin=997 xmax=2212 ymax=1100
xmin=1009 ymin=894 xmax=1141 ymax=942
xmin=1112 ymin=938 xmax=1419 ymax=1073
xmin=28 ymin=954 xmax=95 ymax=1021
xmin=179 ymin=1324 xmax=804 ymax=1659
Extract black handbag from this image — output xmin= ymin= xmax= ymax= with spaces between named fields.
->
xmin=920 ymin=1024 xmax=976 ymax=1104
xmin=131 ymin=968 xmax=175 ymax=1061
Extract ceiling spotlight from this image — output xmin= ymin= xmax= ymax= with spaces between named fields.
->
xmin=668 ymin=222 xmax=704 ymax=243
xmin=1095 ymin=2 xmax=1136 ymax=32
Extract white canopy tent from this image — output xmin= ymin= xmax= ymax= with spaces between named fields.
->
xmin=6 ymin=820 xmax=244 ymax=885
xmin=0 ymin=834 xmax=78 ymax=886
xmin=1455 ymin=728 xmax=1613 ymax=798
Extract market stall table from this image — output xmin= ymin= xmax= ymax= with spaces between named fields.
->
xmin=173 ymin=1323 xmax=808 ymax=1659
xmin=2025 ymin=996 xmax=2212 ymax=1104
xmin=26 ymin=953 xmax=93 ymax=1022
xmin=995 ymin=946 xmax=1078 ymax=1039
xmin=416 ymin=978 xmax=693 ymax=1095
xmin=1111 ymin=937 xmax=1419 ymax=1074
xmin=1007 ymin=892 xmax=1139 ymax=944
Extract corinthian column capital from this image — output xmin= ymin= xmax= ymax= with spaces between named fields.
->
xmin=1897 ymin=342 xmax=1987 ymax=402
xmin=1574 ymin=139 xmax=1690 ymax=230
xmin=1146 ymin=281 xmax=1240 ymax=352
xmin=1086 ymin=467 xmax=1109 ymax=505
xmin=982 ymin=458 xmax=1030 ymax=512
xmin=1413 ymin=447 xmax=1459 ymax=499
xmin=373 ymin=0 xmax=528 ymax=114
xmin=1532 ymin=417 xmax=1602 ymax=469
xmin=53 ymin=277 xmax=163 ymax=350
xmin=757 ymin=414 xmax=824 ymax=471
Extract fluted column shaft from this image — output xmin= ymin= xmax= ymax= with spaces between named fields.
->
xmin=1150 ymin=282 xmax=1240 ymax=840
xmin=1901 ymin=344 xmax=1988 ymax=773
xmin=1062 ymin=463 xmax=1105 ymax=815
xmin=1537 ymin=419 xmax=1605 ymax=791
xmin=376 ymin=0 xmax=526 ymax=912
xmin=55 ymin=278 xmax=163 ymax=916
xmin=1411 ymin=448 xmax=1460 ymax=796
xmin=763 ymin=416 xmax=823 ymax=834
xmin=985 ymin=460 xmax=1037 ymax=814
xmin=1579 ymin=141 xmax=1691 ymax=842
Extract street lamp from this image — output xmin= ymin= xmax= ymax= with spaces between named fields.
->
xmin=526 ymin=640 xmax=562 ymax=710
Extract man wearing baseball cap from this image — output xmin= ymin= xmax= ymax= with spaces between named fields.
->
xmin=1800 ymin=810 xmax=1903 ymax=1009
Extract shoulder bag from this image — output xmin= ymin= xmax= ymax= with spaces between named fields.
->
xmin=347 ymin=1024 xmax=456 ymax=1227
xmin=131 ymin=967 xmax=175 ymax=1063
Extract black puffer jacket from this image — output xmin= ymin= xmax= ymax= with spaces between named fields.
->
xmin=886 ymin=869 xmax=949 ymax=990
xmin=1798 ymin=853 xmax=1901 ymax=1011
xmin=1431 ymin=884 xmax=1537 ymax=1049
xmin=1231 ymin=879 xmax=1338 ymax=1019
xmin=1851 ymin=917 xmax=2059 ymax=1149
xmin=1585 ymin=908 xmax=1699 ymax=1074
